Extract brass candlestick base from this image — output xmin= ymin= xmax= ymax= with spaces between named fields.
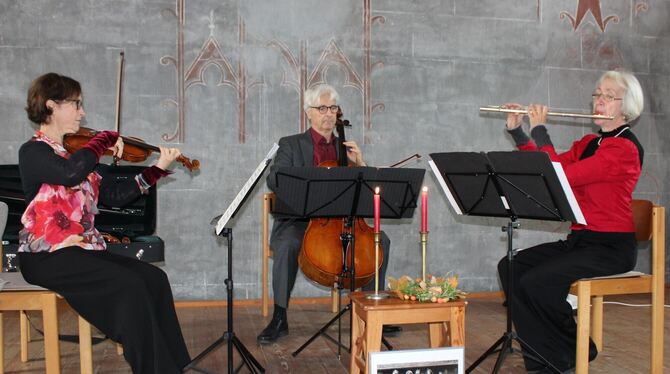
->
xmin=366 ymin=232 xmax=390 ymax=300
xmin=366 ymin=292 xmax=389 ymax=300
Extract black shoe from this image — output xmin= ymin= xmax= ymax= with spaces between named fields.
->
xmin=525 ymin=340 xmax=597 ymax=372
xmin=257 ymin=316 xmax=288 ymax=344
xmin=382 ymin=325 xmax=402 ymax=337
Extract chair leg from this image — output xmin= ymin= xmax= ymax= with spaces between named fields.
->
xmin=650 ymin=285 xmax=664 ymax=374
xmin=575 ymin=282 xmax=591 ymax=374
xmin=41 ymin=293 xmax=60 ymax=374
xmin=22 ymin=311 xmax=31 ymax=343
xmin=262 ymin=254 xmax=269 ymax=317
xmin=591 ymin=296 xmax=603 ymax=351
xmin=262 ymin=194 xmax=272 ymax=318
xmin=78 ymin=316 xmax=93 ymax=374
xmin=19 ymin=311 xmax=28 ymax=362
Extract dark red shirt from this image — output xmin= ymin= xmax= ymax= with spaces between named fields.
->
xmin=310 ymin=128 xmax=337 ymax=166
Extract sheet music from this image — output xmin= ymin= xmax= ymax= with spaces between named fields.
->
xmin=552 ymin=162 xmax=586 ymax=225
xmin=215 ymin=143 xmax=279 ymax=234
xmin=428 ymin=159 xmax=463 ymax=215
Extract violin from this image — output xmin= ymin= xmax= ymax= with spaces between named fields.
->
xmin=63 ymin=52 xmax=199 ymax=172
xmin=63 ymin=127 xmax=200 ymax=172
xmin=298 ymin=111 xmax=382 ymax=289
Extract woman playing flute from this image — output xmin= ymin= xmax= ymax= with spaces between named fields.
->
xmin=498 ymin=70 xmax=644 ymax=374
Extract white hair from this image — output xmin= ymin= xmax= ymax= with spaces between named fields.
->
xmin=596 ymin=70 xmax=644 ymax=122
xmin=303 ymin=84 xmax=340 ymax=112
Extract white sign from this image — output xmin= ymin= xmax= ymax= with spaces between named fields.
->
xmin=368 ymin=347 xmax=464 ymax=374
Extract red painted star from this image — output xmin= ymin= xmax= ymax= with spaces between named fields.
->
xmin=560 ymin=0 xmax=620 ymax=32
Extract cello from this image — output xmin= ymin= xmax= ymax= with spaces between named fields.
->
xmin=298 ymin=112 xmax=382 ymax=290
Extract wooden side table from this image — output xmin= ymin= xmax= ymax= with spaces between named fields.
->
xmin=349 ymin=291 xmax=466 ymax=374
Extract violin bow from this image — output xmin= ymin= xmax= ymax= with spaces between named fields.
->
xmin=388 ymin=153 xmax=421 ymax=168
xmin=112 ymin=51 xmax=125 ymax=166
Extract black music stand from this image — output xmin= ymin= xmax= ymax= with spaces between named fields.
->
xmin=269 ymin=166 xmax=425 ymax=358
xmin=429 ymin=151 xmax=584 ymax=374
xmin=185 ymin=145 xmax=278 ymax=374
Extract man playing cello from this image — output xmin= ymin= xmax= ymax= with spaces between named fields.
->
xmin=257 ymin=84 xmax=399 ymax=344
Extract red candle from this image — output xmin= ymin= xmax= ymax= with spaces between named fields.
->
xmin=421 ymin=186 xmax=428 ymax=232
xmin=374 ymin=187 xmax=381 ymax=233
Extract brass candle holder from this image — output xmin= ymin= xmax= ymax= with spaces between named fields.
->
xmin=421 ymin=231 xmax=428 ymax=282
xmin=366 ymin=232 xmax=389 ymax=300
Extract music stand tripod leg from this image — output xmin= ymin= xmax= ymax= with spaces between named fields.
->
xmin=466 ymin=221 xmax=559 ymax=374
xmin=184 ymin=228 xmax=265 ymax=374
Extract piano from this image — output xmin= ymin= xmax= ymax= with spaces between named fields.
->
xmin=0 ymin=164 xmax=164 ymax=268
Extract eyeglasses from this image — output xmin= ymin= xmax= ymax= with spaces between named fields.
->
xmin=310 ymin=105 xmax=339 ymax=114
xmin=591 ymin=93 xmax=622 ymax=103
xmin=61 ymin=99 xmax=84 ymax=110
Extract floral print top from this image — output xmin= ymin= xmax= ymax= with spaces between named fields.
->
xmin=19 ymin=131 xmax=106 ymax=252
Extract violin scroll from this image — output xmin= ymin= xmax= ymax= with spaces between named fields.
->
xmin=176 ymin=155 xmax=200 ymax=172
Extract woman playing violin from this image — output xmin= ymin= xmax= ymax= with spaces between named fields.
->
xmin=17 ymin=72 xmax=190 ymax=374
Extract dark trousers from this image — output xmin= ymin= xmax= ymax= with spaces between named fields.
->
xmin=498 ymin=230 xmax=636 ymax=371
xmin=270 ymin=219 xmax=391 ymax=309
xmin=19 ymin=247 xmax=191 ymax=374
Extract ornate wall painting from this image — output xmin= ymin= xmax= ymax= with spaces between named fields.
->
xmin=161 ymin=0 xmax=384 ymax=144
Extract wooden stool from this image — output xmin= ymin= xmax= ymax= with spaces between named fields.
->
xmin=0 ymin=273 xmax=61 ymax=374
xmin=0 ymin=272 xmax=121 ymax=374
xmin=349 ymin=291 xmax=466 ymax=374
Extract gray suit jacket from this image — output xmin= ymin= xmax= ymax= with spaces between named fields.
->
xmin=266 ymin=129 xmax=341 ymax=191
xmin=266 ymin=129 xmax=341 ymax=243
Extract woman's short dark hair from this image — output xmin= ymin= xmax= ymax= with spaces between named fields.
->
xmin=25 ymin=73 xmax=81 ymax=124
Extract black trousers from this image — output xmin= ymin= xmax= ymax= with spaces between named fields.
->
xmin=19 ymin=247 xmax=191 ymax=374
xmin=497 ymin=230 xmax=636 ymax=371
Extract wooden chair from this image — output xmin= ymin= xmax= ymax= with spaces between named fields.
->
xmin=261 ymin=192 xmax=338 ymax=316
xmin=0 ymin=273 xmax=61 ymax=374
xmin=569 ymin=200 xmax=665 ymax=374
xmin=0 ymin=203 xmax=121 ymax=374
xmin=0 ymin=271 xmax=101 ymax=374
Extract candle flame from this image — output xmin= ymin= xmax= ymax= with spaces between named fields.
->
xmin=375 ymin=186 xmax=380 ymax=194
xmin=422 ymin=186 xmax=428 ymax=193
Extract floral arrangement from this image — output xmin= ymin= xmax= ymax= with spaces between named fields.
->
xmin=386 ymin=274 xmax=466 ymax=303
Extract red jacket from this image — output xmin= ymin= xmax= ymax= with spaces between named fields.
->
xmin=518 ymin=131 xmax=641 ymax=233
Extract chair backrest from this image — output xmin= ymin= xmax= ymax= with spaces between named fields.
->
xmin=630 ymin=200 xmax=665 ymax=279
xmin=632 ymin=199 xmax=653 ymax=242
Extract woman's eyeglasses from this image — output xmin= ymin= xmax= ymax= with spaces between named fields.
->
xmin=591 ymin=93 xmax=622 ymax=103
xmin=61 ymin=99 xmax=84 ymax=110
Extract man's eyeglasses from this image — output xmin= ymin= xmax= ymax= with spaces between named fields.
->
xmin=591 ymin=93 xmax=622 ymax=103
xmin=61 ymin=99 xmax=84 ymax=110
xmin=310 ymin=105 xmax=339 ymax=114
